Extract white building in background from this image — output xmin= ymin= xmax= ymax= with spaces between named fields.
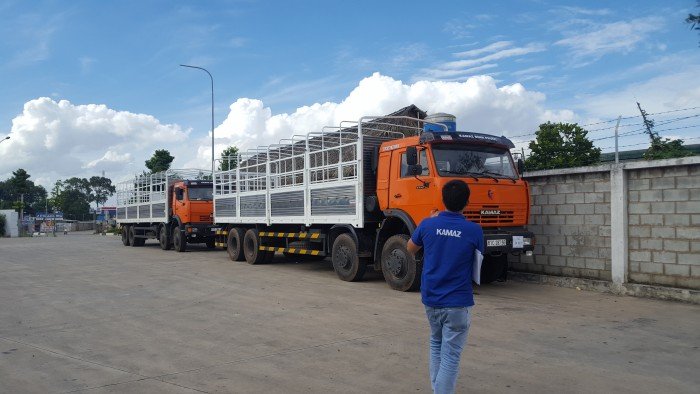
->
xmin=0 ymin=209 xmax=19 ymax=237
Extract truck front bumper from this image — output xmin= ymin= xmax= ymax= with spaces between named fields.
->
xmin=184 ymin=223 xmax=218 ymax=241
xmin=483 ymin=227 xmax=535 ymax=255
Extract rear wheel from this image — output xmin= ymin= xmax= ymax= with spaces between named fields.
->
xmin=159 ymin=225 xmax=172 ymax=250
xmin=381 ymin=234 xmax=421 ymax=291
xmin=128 ymin=226 xmax=140 ymax=247
xmin=121 ymin=225 xmax=130 ymax=246
xmin=243 ymin=229 xmax=267 ymax=264
xmin=227 ymin=227 xmax=246 ymax=261
xmin=173 ymin=225 xmax=187 ymax=252
xmin=331 ymin=233 xmax=365 ymax=282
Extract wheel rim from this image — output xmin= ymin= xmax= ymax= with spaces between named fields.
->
xmin=386 ymin=248 xmax=407 ymax=279
xmin=335 ymin=245 xmax=352 ymax=271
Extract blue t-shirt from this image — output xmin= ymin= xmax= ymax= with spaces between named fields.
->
xmin=411 ymin=211 xmax=484 ymax=308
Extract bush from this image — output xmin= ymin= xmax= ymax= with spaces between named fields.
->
xmin=0 ymin=214 xmax=6 ymax=237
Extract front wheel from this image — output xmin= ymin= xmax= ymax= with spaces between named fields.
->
xmin=331 ymin=233 xmax=365 ymax=282
xmin=381 ymin=234 xmax=421 ymax=291
xmin=173 ymin=225 xmax=187 ymax=252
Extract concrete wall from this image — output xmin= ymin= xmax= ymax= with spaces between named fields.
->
xmin=510 ymin=171 xmax=612 ymax=280
xmin=626 ymin=164 xmax=700 ymax=289
xmin=511 ymin=156 xmax=700 ymax=291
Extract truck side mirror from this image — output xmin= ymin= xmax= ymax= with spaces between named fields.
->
xmin=517 ymin=159 xmax=525 ymax=175
xmin=406 ymin=146 xmax=418 ymax=166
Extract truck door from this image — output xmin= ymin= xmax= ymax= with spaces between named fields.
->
xmin=388 ymin=147 xmax=436 ymax=224
xmin=172 ymin=186 xmax=189 ymax=223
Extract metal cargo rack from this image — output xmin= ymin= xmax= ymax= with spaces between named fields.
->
xmin=116 ymin=169 xmax=211 ymax=224
xmin=213 ymin=114 xmax=432 ymax=228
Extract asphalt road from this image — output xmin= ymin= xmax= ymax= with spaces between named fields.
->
xmin=0 ymin=233 xmax=698 ymax=393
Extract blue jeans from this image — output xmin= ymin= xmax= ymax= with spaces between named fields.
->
xmin=424 ymin=305 xmax=472 ymax=394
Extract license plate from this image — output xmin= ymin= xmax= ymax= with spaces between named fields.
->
xmin=512 ymin=236 xmax=524 ymax=249
xmin=487 ymin=239 xmax=507 ymax=247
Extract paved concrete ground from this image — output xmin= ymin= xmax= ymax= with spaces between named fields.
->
xmin=0 ymin=233 xmax=698 ymax=394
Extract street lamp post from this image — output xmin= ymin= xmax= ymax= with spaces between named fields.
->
xmin=0 ymin=136 xmax=9 ymax=144
xmin=180 ymin=65 xmax=215 ymax=174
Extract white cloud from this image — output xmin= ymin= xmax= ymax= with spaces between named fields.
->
xmin=419 ymin=42 xmax=546 ymax=80
xmin=208 ymin=73 xmax=575 ymax=161
xmin=1 ymin=74 xmax=579 ymax=189
xmin=0 ymin=98 xmax=190 ymax=186
xmin=453 ymin=41 xmax=512 ymax=58
xmin=555 ymin=17 xmax=664 ymax=62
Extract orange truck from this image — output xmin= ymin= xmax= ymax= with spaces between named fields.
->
xmin=213 ymin=107 xmax=534 ymax=291
xmin=116 ymin=170 xmax=217 ymax=252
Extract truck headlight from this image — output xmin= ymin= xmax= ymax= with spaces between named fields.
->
xmin=523 ymin=237 xmax=532 ymax=246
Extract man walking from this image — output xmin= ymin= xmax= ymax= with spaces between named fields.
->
xmin=407 ymin=180 xmax=484 ymax=394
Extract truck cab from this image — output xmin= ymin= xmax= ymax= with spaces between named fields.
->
xmin=375 ymin=115 xmax=534 ymax=285
xmin=167 ymin=180 xmax=216 ymax=251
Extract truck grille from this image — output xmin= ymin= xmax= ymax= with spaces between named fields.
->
xmin=464 ymin=205 xmax=515 ymax=225
xmin=199 ymin=215 xmax=212 ymax=223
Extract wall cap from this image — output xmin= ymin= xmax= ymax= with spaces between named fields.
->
xmin=523 ymin=156 xmax=700 ymax=178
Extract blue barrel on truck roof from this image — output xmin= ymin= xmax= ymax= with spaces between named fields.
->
xmin=423 ymin=113 xmax=456 ymax=132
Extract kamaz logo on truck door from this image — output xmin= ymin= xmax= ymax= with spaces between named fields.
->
xmin=436 ymin=229 xmax=461 ymax=238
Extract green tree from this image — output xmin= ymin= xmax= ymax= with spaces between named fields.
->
xmin=49 ymin=180 xmax=64 ymax=212
xmin=89 ymin=176 xmax=116 ymax=209
xmin=10 ymin=168 xmax=31 ymax=195
xmin=218 ymin=146 xmax=239 ymax=171
xmin=637 ymin=102 xmax=693 ymax=160
xmin=525 ymin=122 xmax=601 ymax=171
xmin=60 ymin=189 xmax=91 ymax=220
xmin=145 ymin=149 xmax=174 ymax=173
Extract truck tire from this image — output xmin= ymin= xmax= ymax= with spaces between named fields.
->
xmin=381 ymin=234 xmax=421 ymax=291
xmin=173 ymin=225 xmax=187 ymax=252
xmin=481 ymin=254 xmax=508 ymax=284
xmin=227 ymin=227 xmax=246 ymax=261
xmin=129 ymin=226 xmax=145 ymax=247
xmin=332 ymin=233 xmax=365 ymax=282
xmin=243 ymin=229 xmax=267 ymax=264
xmin=121 ymin=225 xmax=130 ymax=246
xmin=159 ymin=225 xmax=172 ymax=250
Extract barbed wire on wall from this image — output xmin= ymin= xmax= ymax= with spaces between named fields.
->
xmin=509 ymin=105 xmax=700 ymax=158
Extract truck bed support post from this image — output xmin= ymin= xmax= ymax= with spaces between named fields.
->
xmin=610 ymin=164 xmax=628 ymax=293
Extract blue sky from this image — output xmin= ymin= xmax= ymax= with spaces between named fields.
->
xmin=0 ymin=0 xmax=698 ymax=186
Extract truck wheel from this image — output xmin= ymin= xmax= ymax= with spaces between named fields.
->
xmin=243 ymin=229 xmax=267 ymax=264
xmin=481 ymin=254 xmax=508 ymax=284
xmin=159 ymin=225 xmax=172 ymax=250
xmin=173 ymin=225 xmax=187 ymax=252
xmin=128 ymin=226 xmax=140 ymax=247
xmin=121 ymin=226 xmax=130 ymax=246
xmin=227 ymin=227 xmax=246 ymax=261
xmin=332 ymin=233 xmax=365 ymax=282
xmin=381 ymin=234 xmax=421 ymax=291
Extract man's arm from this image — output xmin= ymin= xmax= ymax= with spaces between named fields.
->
xmin=407 ymin=239 xmax=422 ymax=256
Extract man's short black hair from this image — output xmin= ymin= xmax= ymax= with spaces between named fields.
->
xmin=442 ymin=180 xmax=470 ymax=212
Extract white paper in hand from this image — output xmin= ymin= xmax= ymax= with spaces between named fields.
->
xmin=473 ymin=250 xmax=483 ymax=285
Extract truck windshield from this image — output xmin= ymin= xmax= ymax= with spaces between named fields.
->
xmin=432 ymin=145 xmax=516 ymax=179
xmin=188 ymin=187 xmax=213 ymax=201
